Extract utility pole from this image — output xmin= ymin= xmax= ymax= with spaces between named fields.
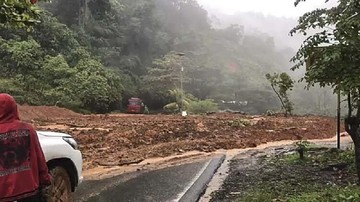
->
xmin=180 ymin=66 xmax=184 ymax=113
xmin=175 ymin=52 xmax=186 ymax=116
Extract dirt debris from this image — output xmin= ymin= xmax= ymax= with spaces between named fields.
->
xmin=19 ymin=106 xmax=342 ymax=171
xmin=18 ymin=105 xmax=80 ymax=121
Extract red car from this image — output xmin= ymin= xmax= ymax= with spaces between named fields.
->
xmin=127 ymin=98 xmax=145 ymax=114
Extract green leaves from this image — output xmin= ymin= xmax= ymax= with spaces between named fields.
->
xmin=291 ymin=0 xmax=360 ymax=183
xmin=0 ymin=20 xmax=123 ymax=113
xmin=0 ymin=38 xmax=44 ymax=77
xmin=187 ymin=99 xmax=218 ymax=114
xmin=163 ymin=88 xmax=195 ymax=112
xmin=266 ymin=72 xmax=294 ymax=115
xmin=291 ymin=0 xmax=360 ymax=96
xmin=0 ymin=0 xmax=45 ymax=28
xmin=59 ymin=56 xmax=124 ymax=113
xmin=1 ymin=0 xmax=320 ymax=114
xmin=145 ymin=53 xmax=184 ymax=88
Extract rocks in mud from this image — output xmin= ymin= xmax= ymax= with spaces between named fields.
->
xmin=33 ymin=113 xmax=339 ymax=170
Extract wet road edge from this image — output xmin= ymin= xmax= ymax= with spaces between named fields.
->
xmin=177 ymin=154 xmax=226 ymax=202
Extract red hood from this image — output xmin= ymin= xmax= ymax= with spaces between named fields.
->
xmin=0 ymin=94 xmax=20 ymax=124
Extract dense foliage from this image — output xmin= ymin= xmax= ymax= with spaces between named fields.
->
xmin=291 ymin=0 xmax=360 ymax=182
xmin=0 ymin=12 xmax=123 ymax=113
xmin=187 ymin=99 xmax=218 ymax=114
xmin=0 ymin=0 xmax=297 ymax=114
xmin=0 ymin=0 xmax=43 ymax=28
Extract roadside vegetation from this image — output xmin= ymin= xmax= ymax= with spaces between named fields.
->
xmin=266 ymin=72 xmax=294 ymax=116
xmin=291 ymin=0 xmax=360 ymax=185
xmin=0 ymin=0 xmax=340 ymax=115
xmin=246 ymin=148 xmax=358 ymax=202
xmin=212 ymin=144 xmax=360 ymax=202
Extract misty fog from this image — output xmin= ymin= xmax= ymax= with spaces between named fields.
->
xmin=198 ymin=2 xmax=341 ymax=116
xmin=0 ymin=0 xmax=343 ymax=116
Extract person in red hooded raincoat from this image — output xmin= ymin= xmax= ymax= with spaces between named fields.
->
xmin=0 ymin=94 xmax=52 ymax=202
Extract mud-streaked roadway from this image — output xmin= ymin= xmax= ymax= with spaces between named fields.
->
xmin=74 ymin=135 xmax=352 ymax=202
xmin=74 ymin=155 xmax=225 ymax=202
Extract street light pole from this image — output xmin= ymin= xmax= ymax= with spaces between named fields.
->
xmin=180 ymin=66 xmax=184 ymax=113
xmin=175 ymin=52 xmax=186 ymax=116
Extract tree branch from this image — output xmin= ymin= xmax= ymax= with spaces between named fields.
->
xmin=271 ymin=84 xmax=286 ymax=113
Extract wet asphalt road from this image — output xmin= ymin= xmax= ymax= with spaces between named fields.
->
xmin=74 ymin=155 xmax=224 ymax=202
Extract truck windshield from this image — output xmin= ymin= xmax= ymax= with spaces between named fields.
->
xmin=129 ymin=100 xmax=141 ymax=106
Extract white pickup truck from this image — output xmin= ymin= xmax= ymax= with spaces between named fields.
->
xmin=37 ymin=131 xmax=83 ymax=201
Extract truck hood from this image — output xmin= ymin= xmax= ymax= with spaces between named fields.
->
xmin=36 ymin=131 xmax=72 ymax=138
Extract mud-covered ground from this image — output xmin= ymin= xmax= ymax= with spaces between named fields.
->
xmin=18 ymin=106 xmax=341 ymax=171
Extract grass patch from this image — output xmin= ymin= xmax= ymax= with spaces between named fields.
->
xmin=278 ymin=148 xmax=356 ymax=171
xmin=241 ymin=191 xmax=275 ymax=202
xmin=289 ymin=185 xmax=360 ymax=202
xmin=241 ymin=183 xmax=360 ymax=202
xmin=235 ymin=148 xmax=358 ymax=201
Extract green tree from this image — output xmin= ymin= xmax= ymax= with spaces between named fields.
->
xmin=41 ymin=0 xmax=81 ymax=27
xmin=266 ymin=72 xmax=294 ymax=116
xmin=0 ymin=12 xmax=124 ymax=113
xmin=163 ymin=88 xmax=196 ymax=113
xmin=31 ymin=12 xmax=81 ymax=57
xmin=36 ymin=55 xmax=77 ymax=106
xmin=72 ymin=57 xmax=123 ymax=113
xmin=290 ymin=0 xmax=360 ymax=182
xmin=144 ymin=53 xmax=185 ymax=88
xmin=0 ymin=0 xmax=44 ymax=28
xmin=141 ymin=52 xmax=188 ymax=109
xmin=0 ymin=0 xmax=307 ymax=116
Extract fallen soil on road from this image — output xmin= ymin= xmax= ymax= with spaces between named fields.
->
xmin=21 ymin=106 xmax=342 ymax=171
xmin=19 ymin=105 xmax=81 ymax=121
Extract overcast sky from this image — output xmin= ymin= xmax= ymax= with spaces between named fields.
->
xmin=197 ymin=0 xmax=332 ymax=18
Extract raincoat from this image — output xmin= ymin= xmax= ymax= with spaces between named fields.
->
xmin=0 ymin=94 xmax=51 ymax=202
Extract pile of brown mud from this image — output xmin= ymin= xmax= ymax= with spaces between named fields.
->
xmin=28 ymin=110 xmax=341 ymax=170
xmin=18 ymin=105 xmax=81 ymax=121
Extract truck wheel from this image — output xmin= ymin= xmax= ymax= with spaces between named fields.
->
xmin=45 ymin=166 xmax=73 ymax=202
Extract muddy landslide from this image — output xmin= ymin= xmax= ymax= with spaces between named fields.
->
xmin=24 ymin=109 xmax=340 ymax=170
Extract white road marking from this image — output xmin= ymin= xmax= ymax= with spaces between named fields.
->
xmin=171 ymin=160 xmax=212 ymax=202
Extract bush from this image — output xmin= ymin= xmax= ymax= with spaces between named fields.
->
xmin=163 ymin=102 xmax=179 ymax=113
xmin=229 ymin=118 xmax=252 ymax=127
xmin=187 ymin=99 xmax=218 ymax=114
xmin=266 ymin=110 xmax=276 ymax=116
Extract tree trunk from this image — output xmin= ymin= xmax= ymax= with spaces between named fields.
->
xmin=270 ymin=84 xmax=286 ymax=116
xmin=355 ymin=141 xmax=360 ymax=184
xmin=345 ymin=91 xmax=360 ymax=183
xmin=298 ymin=148 xmax=304 ymax=160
